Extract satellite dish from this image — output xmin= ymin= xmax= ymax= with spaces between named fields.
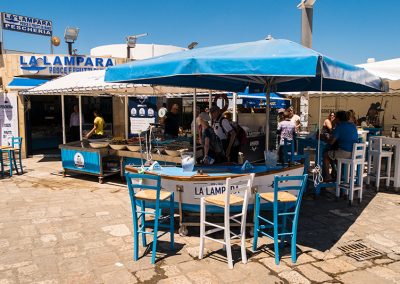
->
xmin=158 ymin=107 xmax=167 ymax=118
xmin=51 ymin=36 xmax=61 ymax=46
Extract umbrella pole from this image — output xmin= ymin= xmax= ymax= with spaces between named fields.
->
xmin=79 ymin=95 xmax=82 ymax=140
xmin=265 ymin=85 xmax=271 ymax=150
xmin=125 ymin=94 xmax=128 ymax=140
xmin=232 ymin=92 xmax=237 ymax=122
xmin=208 ymin=90 xmax=212 ymax=109
xmin=193 ymin=88 xmax=197 ymax=162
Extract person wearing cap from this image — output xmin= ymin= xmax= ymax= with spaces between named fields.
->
xmin=210 ymin=105 xmax=238 ymax=162
xmin=277 ymin=108 xmax=285 ymax=123
xmin=198 ymin=112 xmax=224 ymax=164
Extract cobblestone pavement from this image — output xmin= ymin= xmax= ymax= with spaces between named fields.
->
xmin=0 ymin=157 xmax=400 ymax=283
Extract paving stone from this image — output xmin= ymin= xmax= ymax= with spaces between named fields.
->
xmin=101 ymin=224 xmax=131 ymax=237
xmin=100 ymin=269 xmax=137 ymax=284
xmin=278 ymin=270 xmax=310 ymax=284
xmin=161 ymin=265 xmax=181 ymax=277
xmin=367 ymin=233 xmax=398 ymax=247
xmin=297 ymin=264 xmax=333 ymax=282
xmin=366 ymin=266 xmax=400 ymax=283
xmin=373 ymin=258 xmax=393 ymax=265
xmin=259 ymin=257 xmax=291 ymax=273
xmin=312 ymin=258 xmax=357 ymax=274
xmin=186 ymin=269 xmax=220 ymax=284
xmin=157 ymin=275 xmax=191 ymax=284
xmin=282 ymin=253 xmax=316 ymax=266
xmin=388 ymin=253 xmax=400 ymax=261
xmin=338 ymin=269 xmax=396 ymax=284
xmin=40 ymin=234 xmax=57 ymax=243
xmin=135 ymin=268 xmax=157 ymax=282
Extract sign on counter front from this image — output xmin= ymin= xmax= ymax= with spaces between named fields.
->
xmin=129 ymin=97 xmax=157 ymax=136
xmin=2 ymin=12 xmax=52 ymax=36
xmin=0 ymin=92 xmax=19 ymax=146
xmin=19 ymin=55 xmax=115 ymax=76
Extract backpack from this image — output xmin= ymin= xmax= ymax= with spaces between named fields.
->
xmin=218 ymin=117 xmax=248 ymax=146
xmin=209 ymin=129 xmax=224 ymax=155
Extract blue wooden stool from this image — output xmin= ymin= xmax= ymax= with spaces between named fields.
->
xmin=253 ymin=174 xmax=308 ymax=264
xmin=11 ymin=137 xmax=23 ymax=174
xmin=125 ymin=172 xmax=175 ymax=264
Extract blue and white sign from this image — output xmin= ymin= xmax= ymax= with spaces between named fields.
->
xmin=2 ymin=12 xmax=52 ymax=36
xmin=19 ymin=55 xmax=115 ymax=76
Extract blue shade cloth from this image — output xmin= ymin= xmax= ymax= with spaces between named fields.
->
xmin=105 ymin=39 xmax=385 ymax=93
xmin=8 ymin=77 xmax=49 ymax=88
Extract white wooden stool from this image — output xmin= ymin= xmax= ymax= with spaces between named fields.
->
xmin=199 ymin=174 xmax=255 ymax=269
xmin=336 ymin=143 xmax=366 ymax=206
xmin=367 ymin=137 xmax=393 ymax=190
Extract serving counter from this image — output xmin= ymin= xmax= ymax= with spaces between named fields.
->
xmin=59 ymin=142 xmax=119 ymax=183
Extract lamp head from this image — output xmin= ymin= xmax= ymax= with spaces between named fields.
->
xmin=64 ymin=27 xmax=79 ymax=43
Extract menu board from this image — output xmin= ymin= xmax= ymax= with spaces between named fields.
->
xmin=0 ymin=92 xmax=19 ymax=146
xmin=128 ymin=97 xmax=157 ymax=136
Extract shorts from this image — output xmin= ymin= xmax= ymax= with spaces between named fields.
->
xmin=327 ymin=149 xmax=352 ymax=160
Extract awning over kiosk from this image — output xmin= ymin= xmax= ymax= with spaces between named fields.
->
xmin=8 ymin=77 xmax=49 ymax=90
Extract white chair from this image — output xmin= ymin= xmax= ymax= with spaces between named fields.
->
xmin=199 ymin=173 xmax=255 ymax=269
xmin=336 ymin=143 xmax=366 ymax=206
xmin=367 ymin=137 xmax=393 ymax=190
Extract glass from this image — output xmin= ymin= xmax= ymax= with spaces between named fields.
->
xmin=181 ymin=152 xmax=195 ymax=172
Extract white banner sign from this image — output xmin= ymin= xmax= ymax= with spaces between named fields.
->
xmin=0 ymin=92 xmax=19 ymax=146
xmin=19 ymin=55 xmax=115 ymax=76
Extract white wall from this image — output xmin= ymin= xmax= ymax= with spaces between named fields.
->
xmin=90 ymin=44 xmax=186 ymax=60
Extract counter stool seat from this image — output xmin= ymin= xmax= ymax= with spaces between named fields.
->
xmin=336 ymin=143 xmax=366 ymax=206
xmin=205 ymin=194 xmax=244 ymax=206
xmin=367 ymin=136 xmax=393 ymax=190
xmin=199 ymin=174 xmax=254 ymax=269
xmin=259 ymin=191 xmax=297 ymax=203
xmin=135 ymin=189 xmax=172 ymax=201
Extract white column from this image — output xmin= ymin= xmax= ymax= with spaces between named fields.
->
xmin=208 ymin=90 xmax=212 ymax=109
xmin=265 ymin=87 xmax=271 ymax=150
xmin=61 ymin=94 xmax=66 ymax=144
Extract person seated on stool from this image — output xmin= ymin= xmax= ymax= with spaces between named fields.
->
xmin=323 ymin=110 xmax=358 ymax=181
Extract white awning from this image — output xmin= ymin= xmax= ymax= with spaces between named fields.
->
xmin=22 ymin=69 xmax=211 ymax=97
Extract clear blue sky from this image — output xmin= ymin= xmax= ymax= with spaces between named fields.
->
xmin=1 ymin=0 xmax=399 ymax=64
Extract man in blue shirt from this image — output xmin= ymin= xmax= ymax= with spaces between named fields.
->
xmin=323 ymin=111 xmax=358 ymax=180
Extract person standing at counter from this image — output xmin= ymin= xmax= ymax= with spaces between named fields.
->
xmin=277 ymin=111 xmax=296 ymax=164
xmin=164 ymin=103 xmax=181 ymax=139
xmin=198 ymin=112 xmax=224 ymax=164
xmin=287 ymin=106 xmax=301 ymax=132
xmin=210 ymin=106 xmax=237 ymax=162
xmin=86 ymin=110 xmax=105 ymax=139
xmin=69 ymin=105 xmax=83 ymax=141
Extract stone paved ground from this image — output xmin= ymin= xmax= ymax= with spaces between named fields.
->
xmin=0 ymin=157 xmax=400 ymax=283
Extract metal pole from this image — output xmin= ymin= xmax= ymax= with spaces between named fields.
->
xmin=127 ymin=45 xmax=130 ymax=60
xmin=265 ymin=85 xmax=271 ymax=150
xmin=61 ymin=94 xmax=66 ymax=144
xmin=68 ymin=42 xmax=72 ymax=56
xmin=79 ymin=95 xmax=82 ymax=140
xmin=0 ymin=12 xmax=4 ymax=54
xmin=208 ymin=90 xmax=212 ymax=109
xmin=50 ymin=38 xmax=53 ymax=54
xmin=193 ymin=89 xmax=197 ymax=161
xmin=125 ymin=94 xmax=129 ymax=139
xmin=232 ymin=92 xmax=237 ymax=122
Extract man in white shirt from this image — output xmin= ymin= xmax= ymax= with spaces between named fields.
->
xmin=69 ymin=105 xmax=82 ymax=141
xmin=210 ymin=105 xmax=238 ymax=162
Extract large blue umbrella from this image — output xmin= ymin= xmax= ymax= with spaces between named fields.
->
xmin=105 ymin=38 xmax=386 ymax=151
xmin=105 ymin=39 xmax=385 ymax=93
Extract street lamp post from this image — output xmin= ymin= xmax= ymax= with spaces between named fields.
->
xmin=64 ymin=27 xmax=79 ymax=56
xmin=126 ymin=33 xmax=148 ymax=60
xmin=297 ymin=0 xmax=316 ymax=48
